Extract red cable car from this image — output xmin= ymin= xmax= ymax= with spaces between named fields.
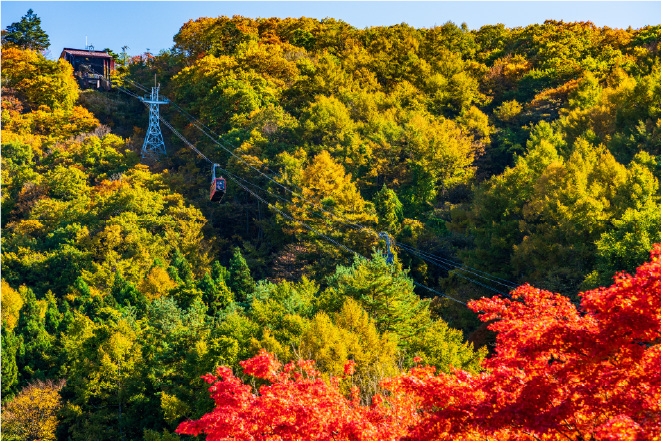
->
xmin=210 ymin=164 xmax=226 ymax=202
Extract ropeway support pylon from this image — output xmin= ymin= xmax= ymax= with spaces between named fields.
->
xmin=140 ymin=85 xmax=169 ymax=159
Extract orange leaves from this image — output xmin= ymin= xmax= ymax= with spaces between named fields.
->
xmin=344 ymin=359 xmax=356 ymax=376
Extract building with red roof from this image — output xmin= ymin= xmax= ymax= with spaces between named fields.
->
xmin=59 ymin=48 xmax=115 ymax=90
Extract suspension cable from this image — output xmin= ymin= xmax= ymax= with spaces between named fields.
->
xmin=157 ymin=107 xmax=472 ymax=308
xmin=123 ymin=77 xmax=376 ymax=235
xmin=395 ymin=243 xmax=514 ymax=294
xmin=117 ymin=79 xmax=509 ymax=307
xmin=394 ymin=241 xmax=517 ymax=289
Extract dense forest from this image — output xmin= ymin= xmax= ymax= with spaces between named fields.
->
xmin=1 ymin=10 xmax=660 ymax=440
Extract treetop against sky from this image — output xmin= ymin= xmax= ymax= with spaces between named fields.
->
xmin=1 ymin=1 xmax=658 ymax=59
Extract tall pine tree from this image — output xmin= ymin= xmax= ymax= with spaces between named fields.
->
xmin=2 ymin=9 xmax=50 ymax=52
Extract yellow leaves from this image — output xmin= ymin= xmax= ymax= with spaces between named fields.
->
xmin=250 ymin=328 xmax=291 ymax=362
xmin=494 ymin=100 xmax=523 ymax=123
xmin=94 ymin=224 xmax=123 ymax=256
xmin=139 ymin=266 xmax=176 ymax=301
xmin=1 ymin=280 xmax=23 ymax=330
xmin=335 ymin=298 xmax=398 ymax=371
xmin=300 ymin=299 xmax=399 ymax=396
xmin=238 ymin=40 xmax=299 ymax=86
xmin=484 ymin=54 xmax=531 ymax=94
xmin=4 ymin=104 xmax=100 ymax=143
xmin=2 ymin=47 xmax=79 ymax=111
xmin=282 ymin=150 xmax=377 ymax=253
xmin=1 ymin=379 xmax=65 ymax=441
xmin=123 ymin=164 xmax=168 ymax=191
xmin=301 ymin=312 xmax=350 ymax=375
xmin=9 ymin=219 xmax=45 ymax=241
xmin=300 ymin=150 xmax=367 ymax=214
xmin=458 ymin=106 xmax=493 ymax=152
xmin=276 ymin=148 xmax=307 ymax=187
xmin=404 ymin=112 xmax=477 ymax=190
xmin=234 ymin=139 xmax=266 ymax=170
xmin=161 ymin=393 xmax=191 ymax=422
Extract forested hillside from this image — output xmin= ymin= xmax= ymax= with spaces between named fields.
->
xmin=1 ymin=13 xmax=660 ymax=440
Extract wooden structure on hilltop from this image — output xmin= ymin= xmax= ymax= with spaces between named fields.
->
xmin=59 ymin=47 xmax=114 ymax=90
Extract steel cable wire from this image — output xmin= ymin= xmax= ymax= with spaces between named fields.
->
xmin=118 ymin=79 xmax=506 ymax=308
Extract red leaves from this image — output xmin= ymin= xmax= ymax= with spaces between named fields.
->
xmin=594 ymin=415 xmax=642 ymax=441
xmin=176 ymin=365 xmax=255 ymax=437
xmin=387 ymin=244 xmax=661 ymax=440
xmin=179 ymin=245 xmax=661 ymax=440
xmin=240 ymin=349 xmax=281 ymax=381
xmin=177 ymin=349 xmax=416 ymax=440
xmin=344 ymin=360 xmax=356 ymax=376
xmin=581 ymin=243 xmax=661 ymax=345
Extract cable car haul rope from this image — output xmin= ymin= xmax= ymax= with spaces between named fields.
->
xmin=114 ymin=77 xmax=518 ymax=311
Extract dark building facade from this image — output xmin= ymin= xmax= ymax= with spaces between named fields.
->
xmin=59 ymin=48 xmax=114 ymax=90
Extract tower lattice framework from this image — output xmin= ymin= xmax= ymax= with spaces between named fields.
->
xmin=140 ymin=86 xmax=169 ymax=158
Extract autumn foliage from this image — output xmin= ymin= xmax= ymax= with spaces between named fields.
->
xmin=180 ymin=245 xmax=661 ymax=440
xmin=176 ymin=351 xmax=417 ymax=440
xmin=3 ymin=11 xmax=661 ymax=441
xmin=1 ymin=379 xmax=65 ymax=441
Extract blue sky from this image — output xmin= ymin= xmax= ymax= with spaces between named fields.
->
xmin=2 ymin=1 xmax=659 ymax=59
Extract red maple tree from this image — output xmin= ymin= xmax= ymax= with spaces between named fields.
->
xmin=176 ymin=351 xmax=417 ymax=440
xmin=387 ymin=244 xmax=661 ymax=440
xmin=179 ymin=244 xmax=661 ymax=440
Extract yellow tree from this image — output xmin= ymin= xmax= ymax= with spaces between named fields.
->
xmin=1 ymin=280 xmax=23 ymax=331
xmin=1 ymin=281 xmax=23 ymax=399
xmin=1 ymin=47 xmax=79 ymax=111
xmin=279 ymin=150 xmax=377 ymax=262
xmin=300 ymin=298 xmax=400 ymax=401
xmin=1 ymin=379 xmax=65 ymax=441
xmin=401 ymin=112 xmax=477 ymax=209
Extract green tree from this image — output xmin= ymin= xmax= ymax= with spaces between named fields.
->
xmin=373 ymin=184 xmax=404 ymax=234
xmin=228 ymin=248 xmax=255 ymax=304
xmin=2 ymin=9 xmax=50 ymax=52
xmin=587 ymin=201 xmax=661 ymax=288
xmin=15 ymin=287 xmax=53 ymax=382
xmin=321 ymin=252 xmax=429 ymax=345
xmin=1 ymin=325 xmax=20 ymax=401
xmin=44 ymin=292 xmax=61 ymax=335
xmin=197 ymin=272 xmax=233 ymax=316
xmin=111 ymin=271 xmax=147 ymax=315
xmin=247 ymin=278 xmax=317 ymax=361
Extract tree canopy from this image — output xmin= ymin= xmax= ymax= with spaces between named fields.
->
xmin=3 ymin=13 xmax=661 ymax=441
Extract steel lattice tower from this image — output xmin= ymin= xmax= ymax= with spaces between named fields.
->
xmin=140 ymin=85 xmax=169 ymax=158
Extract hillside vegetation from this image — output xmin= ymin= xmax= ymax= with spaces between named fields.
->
xmin=1 ymin=14 xmax=660 ymax=441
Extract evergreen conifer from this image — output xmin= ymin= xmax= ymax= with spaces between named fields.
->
xmin=2 ymin=9 xmax=50 ymax=52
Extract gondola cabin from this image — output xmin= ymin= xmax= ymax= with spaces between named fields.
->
xmin=59 ymin=48 xmax=114 ymax=90
xmin=210 ymin=177 xmax=226 ymax=202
